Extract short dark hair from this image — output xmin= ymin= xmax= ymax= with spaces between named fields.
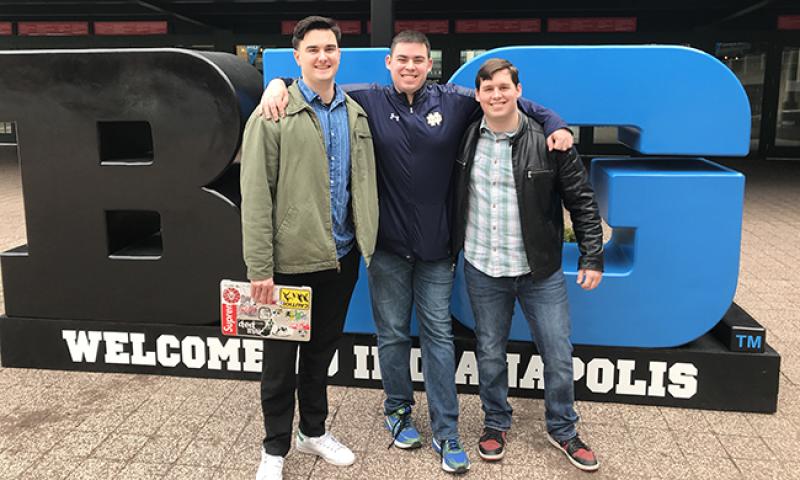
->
xmin=390 ymin=30 xmax=431 ymax=58
xmin=475 ymin=58 xmax=520 ymax=88
xmin=292 ymin=16 xmax=341 ymax=49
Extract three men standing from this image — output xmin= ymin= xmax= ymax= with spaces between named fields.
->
xmin=259 ymin=30 xmax=573 ymax=474
xmin=245 ymin=17 xmax=603 ymax=477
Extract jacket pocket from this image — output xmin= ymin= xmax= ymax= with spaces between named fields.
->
xmin=353 ymin=126 xmax=372 ymax=148
xmin=525 ymin=169 xmax=556 ymax=217
xmin=274 ymin=204 xmax=298 ymax=243
xmin=353 ymin=133 xmax=371 ymax=179
xmin=526 ymin=168 xmax=554 ymax=179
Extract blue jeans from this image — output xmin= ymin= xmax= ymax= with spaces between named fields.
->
xmin=367 ymin=249 xmax=460 ymax=441
xmin=463 ymin=260 xmax=578 ymax=441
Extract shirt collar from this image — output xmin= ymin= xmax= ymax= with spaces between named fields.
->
xmin=392 ymin=83 xmax=429 ymax=106
xmin=298 ymin=78 xmax=345 ymax=109
xmin=479 ymin=111 xmax=523 ymax=139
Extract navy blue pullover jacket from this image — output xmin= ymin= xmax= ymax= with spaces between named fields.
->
xmin=285 ymin=80 xmax=569 ymax=262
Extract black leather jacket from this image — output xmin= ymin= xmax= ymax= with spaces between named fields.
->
xmin=451 ymin=114 xmax=604 ymax=280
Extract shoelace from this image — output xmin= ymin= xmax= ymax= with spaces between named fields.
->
xmin=387 ymin=407 xmax=412 ymax=449
xmin=319 ymin=433 xmax=345 ymax=452
xmin=443 ymin=438 xmax=462 ymax=453
xmin=480 ymin=428 xmax=504 ymax=445
xmin=564 ymin=435 xmax=589 ymax=454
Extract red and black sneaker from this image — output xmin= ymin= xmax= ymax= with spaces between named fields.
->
xmin=547 ymin=433 xmax=599 ymax=471
xmin=478 ymin=427 xmax=507 ymax=461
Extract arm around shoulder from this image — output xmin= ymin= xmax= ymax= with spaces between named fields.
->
xmin=518 ymin=97 xmax=569 ymax=137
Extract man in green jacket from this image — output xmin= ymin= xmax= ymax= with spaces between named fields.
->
xmin=240 ymin=16 xmax=378 ymax=480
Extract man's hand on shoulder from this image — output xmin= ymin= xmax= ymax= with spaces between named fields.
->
xmin=576 ymin=269 xmax=602 ymax=291
xmin=250 ymin=278 xmax=275 ymax=304
xmin=547 ymin=128 xmax=574 ymax=152
xmin=257 ymin=79 xmax=289 ymax=122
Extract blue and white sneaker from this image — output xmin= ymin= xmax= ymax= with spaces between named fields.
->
xmin=385 ymin=405 xmax=422 ymax=449
xmin=432 ymin=437 xmax=471 ymax=474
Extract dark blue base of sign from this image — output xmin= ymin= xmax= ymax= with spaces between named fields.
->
xmin=0 ymin=304 xmax=780 ymax=413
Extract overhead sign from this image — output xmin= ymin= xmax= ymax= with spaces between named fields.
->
xmin=778 ymin=15 xmax=800 ymax=30
xmin=18 ymin=22 xmax=89 ymax=36
xmin=455 ymin=19 xmax=541 ymax=33
xmin=281 ymin=19 xmax=362 ymax=35
xmin=548 ymin=17 xmax=637 ymax=33
xmin=94 ymin=21 xmax=168 ymax=36
xmin=394 ymin=20 xmax=449 ymax=34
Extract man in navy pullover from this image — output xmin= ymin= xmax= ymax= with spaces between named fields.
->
xmin=259 ymin=30 xmax=572 ymax=474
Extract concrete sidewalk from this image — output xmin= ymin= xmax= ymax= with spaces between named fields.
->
xmin=0 ymin=156 xmax=798 ymax=479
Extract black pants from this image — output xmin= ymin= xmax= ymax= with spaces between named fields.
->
xmin=261 ymin=248 xmax=359 ymax=456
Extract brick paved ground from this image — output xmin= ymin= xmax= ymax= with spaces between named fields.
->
xmin=0 ymin=154 xmax=798 ymax=479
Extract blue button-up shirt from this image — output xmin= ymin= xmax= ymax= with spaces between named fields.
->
xmin=297 ymin=79 xmax=353 ymax=259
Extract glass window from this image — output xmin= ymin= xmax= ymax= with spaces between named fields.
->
xmin=593 ymin=126 xmax=618 ymax=144
xmin=0 ymin=121 xmax=15 ymax=143
xmin=428 ymin=49 xmax=442 ymax=81
xmin=569 ymin=126 xmax=580 ymax=143
xmin=237 ymin=45 xmax=268 ymax=72
xmin=715 ymin=42 xmax=766 ymax=151
xmin=460 ymin=49 xmax=487 ymax=65
xmin=776 ymin=47 xmax=800 ymax=147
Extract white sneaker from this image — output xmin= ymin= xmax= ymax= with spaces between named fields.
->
xmin=295 ymin=431 xmax=356 ymax=466
xmin=255 ymin=447 xmax=284 ymax=480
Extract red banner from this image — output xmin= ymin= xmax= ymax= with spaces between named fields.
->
xmin=455 ymin=19 xmax=541 ymax=33
xmin=281 ymin=19 xmax=361 ymax=35
xmin=547 ymin=17 xmax=637 ymax=33
xmin=778 ymin=15 xmax=800 ymax=30
xmin=0 ymin=23 xmax=11 ymax=36
xmin=94 ymin=21 xmax=168 ymax=36
xmin=280 ymin=21 xmax=294 ymax=35
xmin=18 ymin=22 xmax=89 ymax=36
xmin=338 ymin=20 xmax=362 ymax=35
xmin=395 ymin=20 xmax=449 ymax=34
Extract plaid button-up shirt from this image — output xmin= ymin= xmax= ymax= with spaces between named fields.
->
xmin=464 ymin=115 xmax=531 ymax=278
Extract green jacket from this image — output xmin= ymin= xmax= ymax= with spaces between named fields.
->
xmin=240 ymin=83 xmax=378 ymax=280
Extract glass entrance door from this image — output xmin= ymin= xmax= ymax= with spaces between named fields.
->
xmin=715 ymin=42 xmax=767 ymax=154
xmin=776 ymin=47 xmax=800 ymax=148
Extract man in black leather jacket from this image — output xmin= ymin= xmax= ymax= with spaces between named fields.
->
xmin=451 ymin=58 xmax=604 ymax=472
